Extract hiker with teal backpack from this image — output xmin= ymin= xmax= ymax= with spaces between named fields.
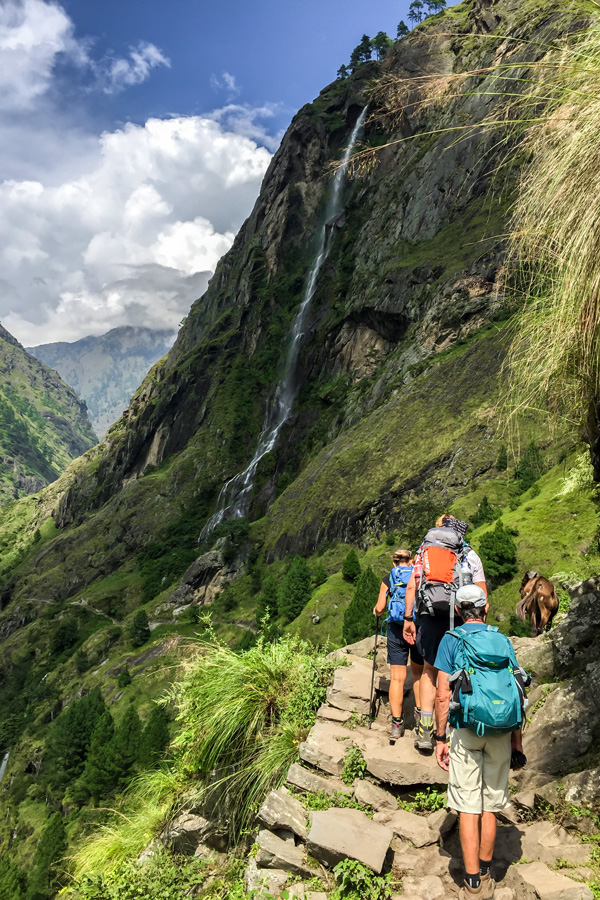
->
xmin=434 ymin=585 xmax=530 ymax=900
xmin=373 ymin=549 xmax=423 ymax=740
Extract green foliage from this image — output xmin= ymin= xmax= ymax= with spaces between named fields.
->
xmin=75 ymin=710 xmax=118 ymax=804
xmin=0 ymin=856 xmax=26 ymax=899
xmin=312 ymin=560 xmax=328 ymax=588
xmin=342 ymin=567 xmax=379 ymax=645
xmin=51 ymin=617 xmax=79 ymax=657
xmin=256 ymin=572 xmax=279 ymax=622
xmin=508 ymin=613 xmax=531 ymax=637
xmin=278 ymin=557 xmax=312 ymax=623
xmin=304 ymin=790 xmax=373 ymax=816
xmin=399 ymin=787 xmax=446 ymax=813
xmin=471 ymin=495 xmax=500 ymax=528
xmin=117 ymin=669 xmax=132 ymax=688
xmin=113 ymin=706 xmax=143 ymax=786
xmin=342 ymin=550 xmax=361 ymax=583
xmin=349 ymin=34 xmax=373 ymax=71
xmin=45 ymin=687 xmax=107 ymax=791
xmin=25 ymin=812 xmax=67 ymax=900
xmin=139 ymin=706 xmax=170 ymax=768
xmin=496 ymin=444 xmax=508 ymax=472
xmin=372 ymin=31 xmax=393 ymax=60
xmin=72 ymin=850 xmax=205 ymax=900
xmin=514 ymin=441 xmax=544 ymax=494
xmin=332 ymin=858 xmax=392 ymax=900
xmin=166 ymin=635 xmax=337 ymax=838
xmin=341 ymin=746 xmax=368 ymax=785
xmin=477 ymin=520 xmax=519 ymax=590
xmin=129 ymin=610 xmax=150 ymax=648
xmin=396 ymin=20 xmax=409 ymax=37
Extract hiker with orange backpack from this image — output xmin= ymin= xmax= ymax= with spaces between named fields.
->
xmin=403 ymin=515 xmax=488 ymax=752
xmin=373 ymin=548 xmax=423 ymax=740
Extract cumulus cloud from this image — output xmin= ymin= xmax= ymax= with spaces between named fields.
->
xmin=1 ymin=115 xmax=272 ymax=344
xmin=0 ymin=0 xmax=276 ymax=345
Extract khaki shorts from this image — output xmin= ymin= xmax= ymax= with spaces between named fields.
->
xmin=447 ymin=727 xmax=511 ymax=814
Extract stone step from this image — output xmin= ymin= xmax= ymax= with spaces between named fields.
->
xmin=286 ymin=762 xmax=351 ymax=797
xmin=306 ymin=807 xmax=393 ymax=873
xmin=506 ymin=860 xmax=594 ymax=900
xmin=255 ymin=829 xmax=315 ymax=879
xmin=257 ymin=787 xmax=308 ymax=841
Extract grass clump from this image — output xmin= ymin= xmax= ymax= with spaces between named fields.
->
xmin=341 ymin=746 xmax=368 ymax=785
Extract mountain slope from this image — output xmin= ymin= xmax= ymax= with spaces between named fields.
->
xmin=0 ymin=324 xmax=96 ymax=503
xmin=28 ymin=326 xmax=177 ymax=438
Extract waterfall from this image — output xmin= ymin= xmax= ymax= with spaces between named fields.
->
xmin=201 ymin=107 xmax=368 ymax=541
xmin=0 ymin=752 xmax=9 ymax=784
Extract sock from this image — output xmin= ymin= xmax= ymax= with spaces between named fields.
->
xmin=420 ymin=710 xmax=433 ymax=728
xmin=479 ymin=860 xmax=491 ymax=876
xmin=465 ymin=873 xmax=481 ymax=889
xmin=392 ymin=715 xmax=403 ymax=724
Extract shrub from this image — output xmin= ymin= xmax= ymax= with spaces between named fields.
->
xmin=342 ymin=567 xmax=380 ymax=645
xmin=129 ymin=610 xmax=150 ymax=648
xmin=332 ymin=858 xmax=391 ymax=900
xmin=514 ymin=441 xmax=544 ymax=494
xmin=341 ymin=746 xmax=367 ymax=785
xmin=477 ymin=521 xmax=518 ymax=589
xmin=73 ymin=852 xmax=206 ymax=900
xmin=312 ymin=560 xmax=328 ymax=587
xmin=342 ymin=549 xmax=361 ymax=582
xmin=471 ymin=496 xmax=500 ymax=528
xmin=278 ymin=557 xmax=312 ymax=623
xmin=117 ymin=669 xmax=132 ymax=688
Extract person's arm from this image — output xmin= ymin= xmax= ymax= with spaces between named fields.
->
xmin=469 ymin=550 xmax=488 ymax=600
xmin=402 ymin=572 xmax=417 ymax=645
xmin=373 ymin=582 xmax=388 ymax=617
xmin=435 ymin=670 xmax=451 ymax=771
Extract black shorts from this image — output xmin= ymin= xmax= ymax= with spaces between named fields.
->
xmin=387 ymin=621 xmax=424 ymax=667
xmin=415 ymin=614 xmax=461 ymax=666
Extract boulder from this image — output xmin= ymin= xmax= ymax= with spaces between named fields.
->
xmin=255 ymin=829 xmax=314 ymax=878
xmin=307 ymin=808 xmax=393 ymax=873
xmin=286 ymin=762 xmax=351 ymax=797
xmin=510 ymin=637 xmax=555 ymax=681
xmin=520 ymin=821 xmax=591 ymax=866
xmin=363 ymin=737 xmax=448 ymax=787
xmin=506 ymin=860 xmax=593 ymax=900
xmin=298 ymin=721 xmax=353 ymax=776
xmin=326 ymin=662 xmax=379 ymax=715
xmin=245 ymin=857 xmax=288 ymax=899
xmin=257 ymin=787 xmax=308 ymax=840
xmin=374 ymin=808 xmax=437 ymax=848
xmin=561 ymin=767 xmax=600 ymax=806
xmin=397 ymin=875 xmax=444 ymax=900
xmin=353 ymin=779 xmax=397 ymax=811
xmin=426 ymin=807 xmax=457 ymax=838
xmin=160 ymin=813 xmax=227 ymax=855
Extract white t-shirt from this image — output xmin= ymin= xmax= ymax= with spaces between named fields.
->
xmin=467 ymin=548 xmax=485 ymax=584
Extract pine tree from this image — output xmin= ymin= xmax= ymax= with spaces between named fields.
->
xmin=337 ymin=64 xmax=350 ymax=79
xmin=74 ymin=710 xmax=118 ymax=804
xmin=25 ymin=812 xmax=67 ymax=900
xmin=278 ymin=557 xmax=312 ymax=623
xmin=496 ymin=443 xmax=508 ymax=471
xmin=129 ymin=609 xmax=151 ymax=648
xmin=397 ymin=20 xmax=409 ymax=37
xmin=342 ymin=549 xmax=361 ymax=583
xmin=357 ymin=34 xmax=373 ymax=62
xmin=256 ymin=573 xmax=279 ymax=623
xmin=342 ymin=567 xmax=380 ymax=645
xmin=112 ymin=705 xmax=143 ymax=786
xmin=117 ymin=668 xmax=132 ymax=688
xmin=0 ymin=856 xmax=25 ymax=900
xmin=312 ymin=560 xmax=328 ymax=588
xmin=44 ymin=687 xmax=106 ymax=791
xmin=514 ymin=440 xmax=544 ymax=492
xmin=408 ymin=0 xmax=425 ymax=25
xmin=471 ymin=495 xmax=499 ymax=528
xmin=140 ymin=706 xmax=170 ymax=767
xmin=372 ymin=31 xmax=393 ymax=60
xmin=477 ymin=520 xmax=518 ymax=589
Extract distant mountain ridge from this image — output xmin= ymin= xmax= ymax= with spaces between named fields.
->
xmin=28 ymin=326 xmax=177 ymax=437
xmin=0 ymin=322 xmax=96 ymax=502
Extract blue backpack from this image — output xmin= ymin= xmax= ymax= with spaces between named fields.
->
xmin=447 ymin=626 xmax=531 ymax=735
xmin=386 ymin=565 xmax=413 ymax=624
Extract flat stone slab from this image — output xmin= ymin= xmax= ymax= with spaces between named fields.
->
xmin=257 ymin=787 xmax=308 ymax=840
xmin=298 ymin=721 xmax=354 ymax=776
xmin=286 ymin=762 xmax=351 ymax=797
xmin=507 ymin=860 xmax=593 ymax=900
xmin=520 ymin=820 xmax=591 ymax=866
xmin=398 ymin=875 xmax=444 ymax=900
xmin=363 ymin=734 xmax=448 ymax=787
xmin=287 ymin=886 xmax=327 ymax=900
xmin=245 ymin=857 xmax=288 ymax=899
xmin=374 ymin=809 xmax=437 ymax=848
xmin=256 ymin=829 xmax=313 ymax=878
xmin=307 ymin=807 xmax=393 ymax=873
xmin=326 ymin=662 xmax=380 ymax=716
xmin=353 ymin=778 xmax=397 ymax=811
xmin=316 ymin=705 xmax=353 ymax=723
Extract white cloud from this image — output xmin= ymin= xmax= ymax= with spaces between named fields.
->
xmin=0 ymin=115 xmax=272 ymax=345
xmin=98 ymin=41 xmax=170 ymax=95
xmin=210 ymin=70 xmax=241 ymax=99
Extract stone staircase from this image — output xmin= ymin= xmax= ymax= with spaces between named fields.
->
xmin=163 ymin=634 xmax=595 ymax=900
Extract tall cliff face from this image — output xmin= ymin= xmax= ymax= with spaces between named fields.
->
xmin=0 ymin=323 xmax=96 ymax=503
xmin=0 ymin=0 xmax=582 ymax=603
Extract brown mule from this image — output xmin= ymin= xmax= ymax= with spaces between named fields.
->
xmin=516 ymin=571 xmax=560 ymax=637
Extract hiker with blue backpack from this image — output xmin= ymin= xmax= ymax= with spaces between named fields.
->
xmin=434 ymin=584 xmax=530 ymax=900
xmin=373 ymin=548 xmax=423 ymax=740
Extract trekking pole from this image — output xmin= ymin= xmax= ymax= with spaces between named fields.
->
xmin=368 ymin=616 xmax=380 ymax=729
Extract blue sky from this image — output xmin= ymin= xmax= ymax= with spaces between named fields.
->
xmin=0 ymin=0 xmax=418 ymax=346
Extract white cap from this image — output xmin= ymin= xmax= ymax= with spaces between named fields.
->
xmin=456 ymin=585 xmax=486 ymax=607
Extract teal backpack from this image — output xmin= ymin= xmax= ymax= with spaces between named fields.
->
xmin=386 ymin=564 xmax=413 ymax=624
xmin=448 ymin=626 xmax=531 ymax=735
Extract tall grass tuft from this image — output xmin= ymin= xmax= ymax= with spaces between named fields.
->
xmin=167 ymin=635 xmax=336 ymax=838
xmin=505 ymin=20 xmax=600 ymax=449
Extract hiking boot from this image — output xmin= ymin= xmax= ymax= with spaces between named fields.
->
xmin=414 ymin=707 xmax=421 ymax=729
xmin=389 ymin=718 xmax=405 ymax=741
xmin=413 ymin=720 xmax=434 ymax=752
xmin=459 ymin=874 xmax=495 ymax=899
